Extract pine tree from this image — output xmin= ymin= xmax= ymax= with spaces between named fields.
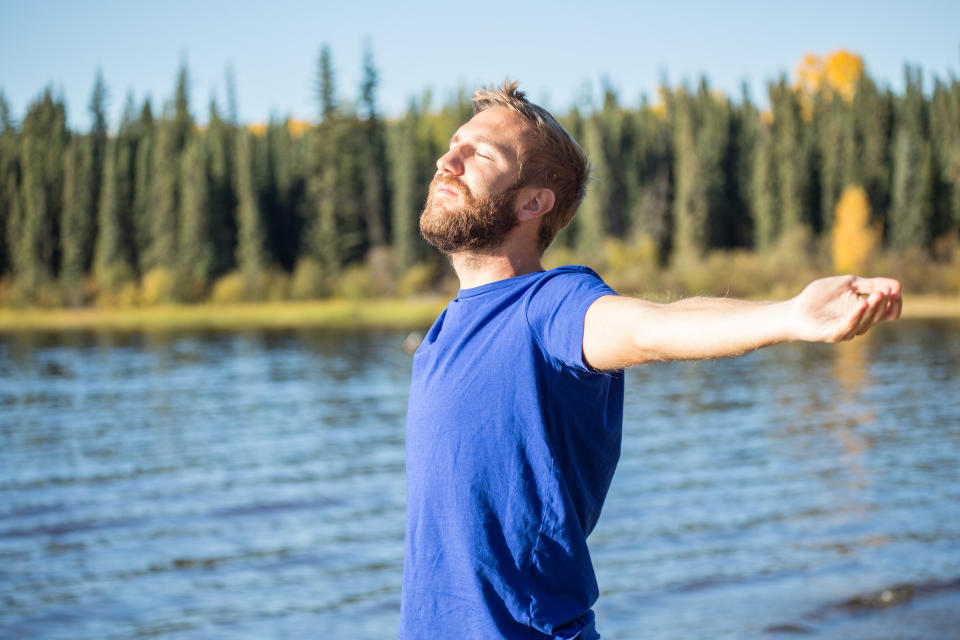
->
xmin=629 ymin=96 xmax=673 ymax=259
xmin=93 ymin=138 xmax=134 ymax=290
xmin=889 ymin=66 xmax=934 ymax=250
xmin=132 ymin=99 xmax=155 ymax=273
xmin=177 ymin=135 xmax=215 ymax=298
xmin=4 ymin=172 xmax=22 ymax=283
xmin=264 ymin=118 xmax=306 ymax=270
xmin=206 ymin=100 xmax=236 ymax=275
xmin=751 ymin=122 xmax=779 ymax=250
xmin=88 ymin=70 xmax=109 ymax=233
xmin=145 ymin=116 xmax=179 ymax=271
xmin=577 ymin=113 xmax=610 ymax=255
xmin=116 ymin=93 xmax=139 ymax=235
xmin=814 ymin=92 xmax=856 ymax=231
xmin=172 ymin=62 xmax=193 ymax=152
xmin=727 ymin=83 xmax=757 ymax=248
xmin=0 ymin=90 xmax=19 ymax=276
xmin=60 ymin=136 xmax=95 ymax=294
xmin=598 ymin=83 xmax=629 ymax=238
xmin=929 ymin=76 xmax=960 ymax=237
xmin=389 ymin=102 xmax=424 ymax=270
xmin=851 ymin=76 xmax=893 ymax=229
xmin=143 ymin=65 xmax=194 ymax=272
xmin=554 ymin=106 xmax=585 ymax=249
xmin=0 ymin=91 xmax=12 ymax=133
xmin=695 ymin=80 xmax=732 ymax=248
xmin=17 ymin=89 xmax=67 ymax=296
xmin=769 ymin=77 xmax=812 ymax=233
xmin=234 ymin=129 xmax=268 ymax=275
xmin=315 ymin=45 xmax=336 ymax=122
xmin=359 ymin=43 xmax=389 ymax=248
xmin=670 ymin=87 xmax=708 ymax=257
xmin=305 ymin=45 xmax=343 ymax=273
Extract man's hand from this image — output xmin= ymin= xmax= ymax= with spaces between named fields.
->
xmin=787 ymin=275 xmax=902 ymax=343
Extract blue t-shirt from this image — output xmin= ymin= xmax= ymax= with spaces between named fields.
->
xmin=401 ymin=266 xmax=624 ymax=639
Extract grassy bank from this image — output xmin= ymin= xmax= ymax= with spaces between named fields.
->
xmin=896 ymin=295 xmax=960 ymax=319
xmin=0 ymin=298 xmax=449 ymax=332
xmin=0 ymin=294 xmax=956 ymax=333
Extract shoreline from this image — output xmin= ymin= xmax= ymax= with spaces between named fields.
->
xmin=0 ymin=298 xmax=449 ymax=332
xmin=0 ymin=294 xmax=956 ymax=332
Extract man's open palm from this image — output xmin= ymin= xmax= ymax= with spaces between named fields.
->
xmin=789 ymin=275 xmax=902 ymax=343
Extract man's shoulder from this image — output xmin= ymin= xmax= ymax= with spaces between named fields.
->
xmin=542 ymin=264 xmax=603 ymax=279
xmin=526 ymin=264 xmax=614 ymax=301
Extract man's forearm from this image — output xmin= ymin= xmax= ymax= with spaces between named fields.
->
xmin=639 ymin=297 xmax=792 ymax=361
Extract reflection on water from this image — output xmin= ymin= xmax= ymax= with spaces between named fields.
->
xmin=1 ymin=320 xmax=959 ymax=639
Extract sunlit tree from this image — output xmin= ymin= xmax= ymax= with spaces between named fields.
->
xmin=832 ymin=185 xmax=880 ymax=273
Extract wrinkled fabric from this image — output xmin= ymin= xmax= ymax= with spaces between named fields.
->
xmin=401 ymin=266 xmax=624 ymax=639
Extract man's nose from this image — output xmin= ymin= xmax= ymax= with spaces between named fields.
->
xmin=436 ymin=147 xmax=465 ymax=175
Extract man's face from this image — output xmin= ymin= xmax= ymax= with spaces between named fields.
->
xmin=420 ymin=107 xmax=530 ymax=253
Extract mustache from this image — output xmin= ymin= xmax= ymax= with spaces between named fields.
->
xmin=432 ymin=173 xmax=471 ymax=198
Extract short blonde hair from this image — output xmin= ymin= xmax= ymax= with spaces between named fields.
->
xmin=472 ymin=81 xmax=589 ymax=252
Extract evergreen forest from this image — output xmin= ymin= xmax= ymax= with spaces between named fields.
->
xmin=1 ymin=47 xmax=958 ymax=308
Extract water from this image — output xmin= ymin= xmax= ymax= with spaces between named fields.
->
xmin=1 ymin=320 xmax=958 ymax=639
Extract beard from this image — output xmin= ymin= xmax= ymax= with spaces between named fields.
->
xmin=419 ymin=174 xmax=521 ymax=254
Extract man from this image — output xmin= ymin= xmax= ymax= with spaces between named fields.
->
xmin=400 ymin=82 xmax=901 ymax=640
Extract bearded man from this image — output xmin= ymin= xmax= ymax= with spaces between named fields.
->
xmin=400 ymin=82 xmax=901 ymax=640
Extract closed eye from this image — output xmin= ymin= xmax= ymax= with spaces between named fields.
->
xmin=475 ymin=147 xmax=497 ymax=161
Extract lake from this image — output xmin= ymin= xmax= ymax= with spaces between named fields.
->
xmin=1 ymin=319 xmax=959 ymax=639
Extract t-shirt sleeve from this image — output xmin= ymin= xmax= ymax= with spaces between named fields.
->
xmin=524 ymin=266 xmax=618 ymax=372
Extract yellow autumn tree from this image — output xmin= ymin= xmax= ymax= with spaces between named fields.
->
xmin=832 ymin=185 xmax=882 ymax=273
xmin=796 ymin=49 xmax=866 ymax=119
xmin=824 ymin=49 xmax=865 ymax=101
xmin=796 ymin=54 xmax=825 ymax=97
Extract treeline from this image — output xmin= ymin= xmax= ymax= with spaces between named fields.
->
xmin=0 ymin=48 xmax=958 ymax=306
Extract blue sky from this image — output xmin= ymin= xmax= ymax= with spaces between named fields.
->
xmin=1 ymin=0 xmax=957 ymax=131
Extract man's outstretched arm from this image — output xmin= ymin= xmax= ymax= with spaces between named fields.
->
xmin=582 ymin=275 xmax=902 ymax=371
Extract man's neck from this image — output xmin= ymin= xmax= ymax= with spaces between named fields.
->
xmin=450 ymin=250 xmax=544 ymax=290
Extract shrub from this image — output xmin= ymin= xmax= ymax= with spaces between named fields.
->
xmin=210 ymin=272 xmax=246 ymax=304
xmin=332 ymin=264 xmax=376 ymax=300
xmin=96 ymin=281 xmax=139 ymax=308
xmin=398 ymin=262 xmax=438 ymax=297
xmin=140 ymin=267 xmax=176 ymax=305
xmin=263 ymin=268 xmax=290 ymax=301
xmin=290 ymin=259 xmax=325 ymax=300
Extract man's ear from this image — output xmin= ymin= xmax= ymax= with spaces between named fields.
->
xmin=515 ymin=187 xmax=556 ymax=223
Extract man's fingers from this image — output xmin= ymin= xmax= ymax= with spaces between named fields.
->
xmin=848 ymin=298 xmax=877 ymax=338
xmin=839 ymin=299 xmax=870 ymax=341
xmin=843 ymin=276 xmax=903 ymax=337
xmin=885 ymin=292 xmax=903 ymax=321
xmin=856 ymin=292 xmax=888 ymax=335
xmin=852 ymin=276 xmax=902 ymax=298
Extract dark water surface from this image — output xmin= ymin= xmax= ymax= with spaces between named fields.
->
xmin=1 ymin=320 xmax=958 ymax=639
